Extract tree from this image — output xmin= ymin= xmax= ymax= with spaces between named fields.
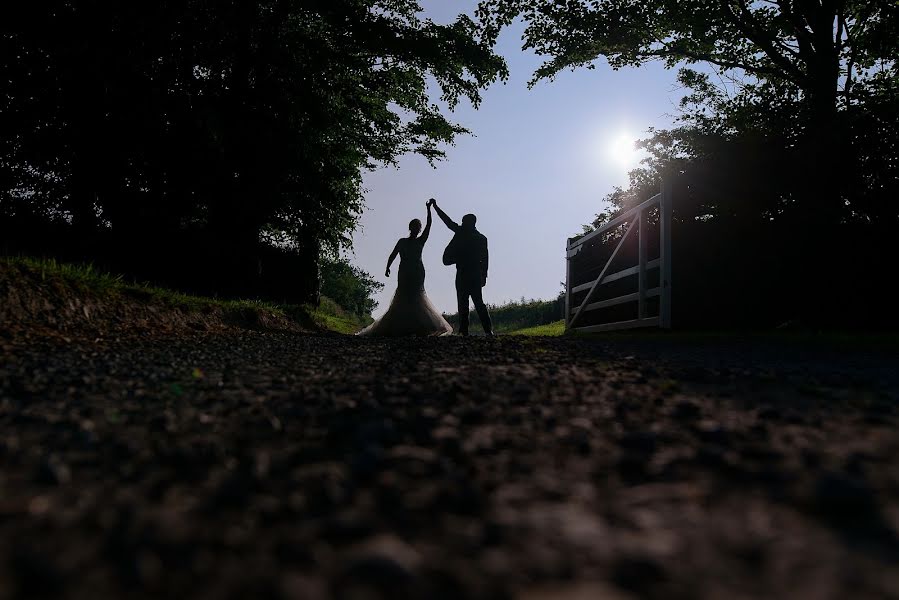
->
xmin=319 ymin=257 xmax=384 ymax=317
xmin=1 ymin=1 xmax=508 ymax=297
xmin=477 ymin=0 xmax=899 ymax=225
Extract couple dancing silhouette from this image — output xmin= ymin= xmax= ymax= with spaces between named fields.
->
xmin=358 ymin=199 xmax=494 ymax=337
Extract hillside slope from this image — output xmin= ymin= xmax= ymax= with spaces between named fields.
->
xmin=0 ymin=258 xmax=367 ymax=340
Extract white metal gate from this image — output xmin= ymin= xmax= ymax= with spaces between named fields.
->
xmin=565 ymin=183 xmax=672 ymax=333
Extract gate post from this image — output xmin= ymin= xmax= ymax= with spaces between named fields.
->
xmin=638 ymin=209 xmax=647 ymax=320
xmin=660 ymin=180 xmax=673 ymax=329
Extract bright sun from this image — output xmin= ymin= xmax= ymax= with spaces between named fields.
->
xmin=607 ymin=133 xmax=640 ymax=169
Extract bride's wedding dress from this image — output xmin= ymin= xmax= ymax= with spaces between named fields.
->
xmin=357 ymin=236 xmax=453 ymax=337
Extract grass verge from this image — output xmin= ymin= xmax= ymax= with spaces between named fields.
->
xmin=311 ymin=296 xmax=370 ymax=334
xmin=508 ymin=320 xmax=566 ymax=337
xmin=2 ymin=256 xmax=370 ymax=335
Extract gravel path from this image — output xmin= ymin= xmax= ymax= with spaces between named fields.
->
xmin=1 ymin=331 xmax=898 ymax=599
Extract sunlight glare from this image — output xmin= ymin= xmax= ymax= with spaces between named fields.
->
xmin=607 ymin=132 xmax=640 ymax=169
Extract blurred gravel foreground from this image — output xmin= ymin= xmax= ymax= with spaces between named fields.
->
xmin=1 ymin=331 xmax=898 ymax=599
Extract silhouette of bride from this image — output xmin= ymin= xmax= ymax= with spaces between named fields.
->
xmin=357 ymin=201 xmax=453 ymax=337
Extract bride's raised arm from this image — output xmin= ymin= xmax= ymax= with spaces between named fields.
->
xmin=420 ymin=202 xmax=433 ymax=244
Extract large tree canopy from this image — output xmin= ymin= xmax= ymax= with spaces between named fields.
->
xmin=1 ymin=1 xmax=507 ymax=257
xmin=477 ymin=0 xmax=897 ymax=110
xmin=478 ymin=0 xmax=898 ymax=225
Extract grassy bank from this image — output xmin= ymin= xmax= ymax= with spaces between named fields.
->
xmin=446 ymin=296 xmax=565 ymax=334
xmin=1 ymin=256 xmax=370 ymax=336
xmin=311 ymin=296 xmax=371 ymax=334
xmin=508 ymin=320 xmax=566 ymax=337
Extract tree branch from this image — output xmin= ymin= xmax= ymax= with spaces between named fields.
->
xmin=775 ymin=0 xmax=815 ymax=49
xmin=835 ymin=9 xmax=844 ymax=50
xmin=649 ymin=48 xmax=786 ymax=80
xmin=841 ymin=13 xmax=858 ymax=99
xmin=718 ymin=0 xmax=807 ymax=84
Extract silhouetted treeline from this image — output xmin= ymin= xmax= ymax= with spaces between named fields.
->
xmin=1 ymin=1 xmax=505 ymax=304
xmin=446 ymin=295 xmax=564 ymax=334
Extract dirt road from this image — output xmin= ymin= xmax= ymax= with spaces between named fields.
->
xmin=1 ymin=331 xmax=897 ymax=599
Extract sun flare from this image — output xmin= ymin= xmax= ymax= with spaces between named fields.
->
xmin=607 ymin=133 xmax=640 ymax=169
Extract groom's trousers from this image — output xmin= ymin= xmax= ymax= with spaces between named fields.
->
xmin=456 ymin=270 xmax=493 ymax=335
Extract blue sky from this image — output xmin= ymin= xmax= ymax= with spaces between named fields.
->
xmin=351 ymin=1 xmax=685 ymax=318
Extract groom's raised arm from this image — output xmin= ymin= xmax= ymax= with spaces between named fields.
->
xmin=432 ymin=200 xmax=460 ymax=233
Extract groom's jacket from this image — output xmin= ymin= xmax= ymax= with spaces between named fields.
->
xmin=441 ymin=224 xmax=489 ymax=286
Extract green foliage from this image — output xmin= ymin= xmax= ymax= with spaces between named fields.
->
xmin=2 ymin=255 xmax=367 ymax=333
xmin=478 ymin=0 xmax=897 ymax=101
xmin=310 ymin=296 xmax=373 ymax=334
xmin=8 ymin=257 xmax=126 ymax=292
xmin=319 ymin=257 xmax=384 ymax=317
xmin=445 ymin=295 xmax=565 ymax=333
xmin=508 ymin=320 xmax=565 ymax=336
xmin=479 ymin=0 xmax=899 ymax=227
xmin=2 ymin=1 xmax=508 ymax=260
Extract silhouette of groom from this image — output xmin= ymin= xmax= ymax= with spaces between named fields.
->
xmin=429 ymin=199 xmax=494 ymax=337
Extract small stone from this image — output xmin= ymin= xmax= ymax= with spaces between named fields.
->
xmin=350 ymin=445 xmax=385 ymax=481
xmin=332 ymin=535 xmax=420 ymax=599
xmin=35 ymin=455 xmax=71 ymax=485
xmin=695 ymin=445 xmax=728 ymax=468
xmin=695 ymin=420 xmax=730 ymax=444
xmin=672 ymin=401 xmax=701 ymax=420
xmin=208 ymin=469 xmax=254 ymax=509
xmin=618 ymin=431 xmax=657 ymax=455
xmin=617 ymin=455 xmax=649 ymax=484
